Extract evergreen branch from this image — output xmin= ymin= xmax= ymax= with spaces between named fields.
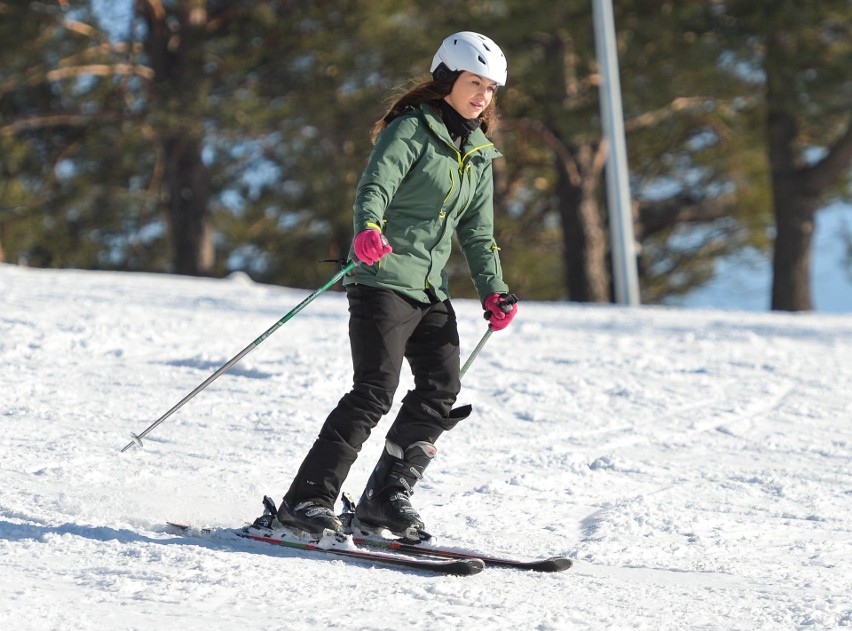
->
xmin=0 ymin=113 xmax=121 ymax=135
xmin=803 ymin=121 xmax=852 ymax=195
xmin=625 ymin=97 xmax=711 ymax=132
xmin=0 ymin=61 xmax=152 ymax=97
xmin=638 ymin=192 xmax=737 ymax=238
xmin=45 ymin=63 xmax=154 ymax=82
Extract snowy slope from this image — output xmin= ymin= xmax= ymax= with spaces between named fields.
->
xmin=1 ymin=263 xmax=851 ymax=630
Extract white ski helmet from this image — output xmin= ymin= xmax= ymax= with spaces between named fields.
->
xmin=430 ymin=31 xmax=507 ymax=86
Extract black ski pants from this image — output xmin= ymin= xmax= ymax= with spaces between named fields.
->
xmin=284 ymin=284 xmax=471 ymax=508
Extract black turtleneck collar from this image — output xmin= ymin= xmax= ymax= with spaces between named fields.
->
xmin=433 ymin=99 xmax=482 ymax=140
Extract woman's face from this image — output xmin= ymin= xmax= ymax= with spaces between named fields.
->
xmin=444 ymin=71 xmax=498 ymax=119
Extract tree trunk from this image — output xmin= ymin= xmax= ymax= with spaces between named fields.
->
xmin=557 ymin=142 xmax=610 ymax=302
xmin=767 ymin=98 xmax=814 ymax=310
xmin=164 ymin=133 xmax=213 ymax=275
xmin=139 ymin=0 xmax=214 ymax=276
xmin=770 ymin=195 xmax=815 ymax=311
xmin=765 ymin=38 xmax=814 ymax=311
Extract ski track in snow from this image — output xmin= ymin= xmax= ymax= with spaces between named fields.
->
xmin=1 ymin=263 xmax=851 ymax=630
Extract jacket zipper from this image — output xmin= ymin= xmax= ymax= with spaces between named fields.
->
xmin=441 ymin=139 xmax=493 ymax=217
xmin=439 ymin=167 xmax=454 ymax=219
xmin=426 ymin=123 xmax=494 ymax=292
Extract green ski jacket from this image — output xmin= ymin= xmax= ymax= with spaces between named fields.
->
xmin=344 ymin=104 xmax=510 ymax=304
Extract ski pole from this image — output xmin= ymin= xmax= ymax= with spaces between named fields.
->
xmin=460 ymin=327 xmax=493 ymax=379
xmin=120 ymin=260 xmax=357 ymax=453
xmin=460 ymin=293 xmax=518 ymax=379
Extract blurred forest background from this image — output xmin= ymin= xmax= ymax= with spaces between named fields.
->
xmin=1 ymin=0 xmax=850 ymax=311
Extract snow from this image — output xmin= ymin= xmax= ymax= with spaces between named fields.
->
xmin=2 ymin=262 xmax=851 ymax=630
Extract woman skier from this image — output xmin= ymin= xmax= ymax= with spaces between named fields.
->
xmin=275 ymin=31 xmax=518 ymax=541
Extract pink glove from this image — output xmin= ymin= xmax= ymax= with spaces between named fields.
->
xmin=353 ymin=229 xmax=392 ymax=265
xmin=484 ymin=293 xmax=518 ymax=331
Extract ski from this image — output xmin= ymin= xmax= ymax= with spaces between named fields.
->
xmin=166 ymin=491 xmax=572 ymax=575
xmin=348 ymin=531 xmax=572 ymax=572
xmin=338 ymin=494 xmax=572 ymax=573
xmin=165 ymin=521 xmax=484 ymax=576
xmin=235 ymin=526 xmax=484 ymax=576
xmin=167 ymin=521 xmax=211 ymax=533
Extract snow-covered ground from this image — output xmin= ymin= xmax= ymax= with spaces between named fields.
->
xmin=1 ymin=263 xmax=850 ymax=630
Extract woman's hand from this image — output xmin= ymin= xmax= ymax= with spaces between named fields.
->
xmin=483 ymin=293 xmax=518 ymax=331
xmin=354 ymin=229 xmax=393 ymax=265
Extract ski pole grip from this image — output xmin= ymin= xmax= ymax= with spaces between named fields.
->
xmin=483 ymin=293 xmax=519 ymax=320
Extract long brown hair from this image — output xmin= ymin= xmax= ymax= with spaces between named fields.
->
xmin=370 ymin=75 xmax=499 ymax=144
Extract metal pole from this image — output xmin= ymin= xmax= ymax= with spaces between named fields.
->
xmin=592 ymin=0 xmax=641 ymax=305
xmin=460 ymin=327 xmax=493 ymax=379
xmin=120 ymin=261 xmax=356 ymax=452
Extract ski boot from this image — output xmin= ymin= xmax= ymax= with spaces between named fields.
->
xmin=276 ymin=498 xmax=344 ymax=538
xmin=354 ymin=440 xmax=436 ymax=541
